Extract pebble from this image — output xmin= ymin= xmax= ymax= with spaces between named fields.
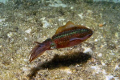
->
xmin=7 ymin=32 xmax=13 ymax=38
xmin=97 ymin=53 xmax=102 ymax=57
xmin=25 ymin=28 xmax=31 ymax=34
xmin=42 ymin=20 xmax=51 ymax=28
xmin=105 ymin=75 xmax=114 ymax=80
xmin=49 ymin=0 xmax=67 ymax=8
xmin=114 ymin=64 xmax=120 ymax=70
xmin=61 ymin=68 xmax=72 ymax=74
xmin=78 ymin=13 xmax=84 ymax=19
xmin=83 ymin=47 xmax=93 ymax=54
xmin=94 ymin=39 xmax=98 ymax=42
xmin=58 ymin=17 xmax=65 ymax=21
xmin=115 ymin=32 xmax=119 ymax=38
xmin=22 ymin=67 xmax=29 ymax=72
xmin=70 ymin=6 xmax=74 ymax=9
xmin=0 ymin=18 xmax=5 ymax=22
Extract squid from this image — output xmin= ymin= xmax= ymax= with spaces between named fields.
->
xmin=29 ymin=21 xmax=93 ymax=62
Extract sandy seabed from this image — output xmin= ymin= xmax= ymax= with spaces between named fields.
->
xmin=0 ymin=0 xmax=120 ymax=80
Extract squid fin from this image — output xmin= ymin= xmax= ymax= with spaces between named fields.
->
xmin=55 ymin=21 xmax=75 ymax=35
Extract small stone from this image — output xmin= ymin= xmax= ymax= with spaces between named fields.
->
xmin=105 ymin=75 xmax=114 ymax=80
xmin=0 ymin=18 xmax=5 ymax=22
xmin=22 ymin=67 xmax=29 ymax=72
xmin=11 ymin=58 xmax=14 ymax=61
xmin=25 ymin=28 xmax=31 ymax=34
xmin=70 ymin=6 xmax=74 ymax=9
xmin=24 ymin=37 xmax=27 ymax=41
xmin=49 ymin=0 xmax=67 ymax=8
xmin=97 ymin=53 xmax=102 ymax=57
xmin=78 ymin=13 xmax=84 ymax=19
xmin=83 ymin=47 xmax=93 ymax=54
xmin=94 ymin=39 xmax=98 ymax=42
xmin=58 ymin=17 xmax=65 ymax=21
xmin=42 ymin=20 xmax=51 ymax=28
xmin=115 ymin=32 xmax=119 ymax=38
xmin=101 ymin=61 xmax=105 ymax=66
xmin=24 ymin=59 xmax=28 ymax=62
xmin=7 ymin=32 xmax=13 ymax=38
xmin=114 ymin=64 xmax=120 ymax=70
xmin=61 ymin=68 xmax=72 ymax=74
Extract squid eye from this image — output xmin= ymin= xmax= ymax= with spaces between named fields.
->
xmin=50 ymin=42 xmax=56 ymax=49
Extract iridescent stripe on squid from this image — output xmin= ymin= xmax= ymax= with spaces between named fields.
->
xmin=52 ymin=29 xmax=89 ymax=40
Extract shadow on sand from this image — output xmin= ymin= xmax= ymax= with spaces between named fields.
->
xmin=28 ymin=52 xmax=91 ymax=79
